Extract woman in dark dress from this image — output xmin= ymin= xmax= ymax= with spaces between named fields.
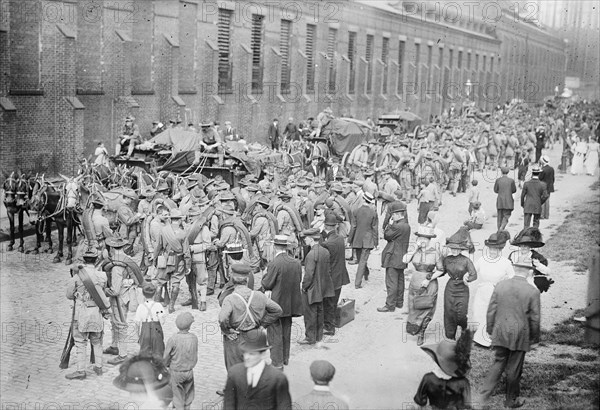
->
xmin=442 ymin=228 xmax=478 ymax=340
xmin=414 ymin=329 xmax=473 ymax=409
xmin=508 ymin=227 xmax=554 ymax=293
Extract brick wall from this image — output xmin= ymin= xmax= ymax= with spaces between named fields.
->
xmin=0 ymin=0 xmax=567 ymax=175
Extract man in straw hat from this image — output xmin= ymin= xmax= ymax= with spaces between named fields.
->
xmin=348 ymin=191 xmax=378 ymax=289
xmin=295 ymin=360 xmax=349 ymax=409
xmin=64 ymin=250 xmax=108 ymax=380
xmin=223 ymin=328 xmax=292 ymax=409
xmin=299 ymin=228 xmax=334 ymax=345
xmin=261 ymin=235 xmax=303 ymax=369
xmin=521 ymin=164 xmax=549 ymax=228
xmin=479 ymin=254 xmax=541 ymax=409
xmin=153 ymin=209 xmax=192 ymax=314
xmin=378 ymin=201 xmax=410 ymax=313
xmin=538 ymin=155 xmax=555 ymax=220
xmin=218 ymin=264 xmax=282 ymax=391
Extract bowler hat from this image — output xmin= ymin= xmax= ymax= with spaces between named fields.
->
xmin=273 ymin=235 xmax=289 ymax=246
xmin=230 ymin=263 xmax=252 ymax=276
xmin=324 ymin=213 xmax=339 ymax=226
xmin=389 ymin=201 xmax=407 ymax=214
xmin=310 ymin=360 xmax=336 ymax=383
xmin=239 ymin=328 xmax=271 ymax=352
xmin=175 ymin=312 xmax=194 ymax=330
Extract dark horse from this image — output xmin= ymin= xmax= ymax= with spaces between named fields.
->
xmin=28 ymin=175 xmax=82 ymax=264
xmin=2 ymin=171 xmax=30 ymax=252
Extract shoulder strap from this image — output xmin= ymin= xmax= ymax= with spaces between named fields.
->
xmin=233 ymin=291 xmax=257 ymax=331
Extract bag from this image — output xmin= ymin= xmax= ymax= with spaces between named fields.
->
xmin=413 ymin=293 xmax=436 ymax=310
xmin=156 ymin=255 xmax=167 ymax=269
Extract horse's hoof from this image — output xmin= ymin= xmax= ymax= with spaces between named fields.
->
xmin=52 ymin=257 xmax=61 ymax=263
xmin=18 ymin=246 xmax=24 ymax=253
xmin=7 ymin=245 xmax=13 ymax=252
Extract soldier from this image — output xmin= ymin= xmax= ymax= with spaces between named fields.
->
xmin=65 ymin=250 xmax=108 ymax=380
xmin=249 ymin=196 xmax=274 ymax=270
xmin=276 ymin=192 xmax=300 ymax=254
xmin=103 ymin=235 xmax=141 ymax=365
xmin=182 ymin=203 xmax=212 ymax=311
xmin=117 ymin=190 xmax=142 ymax=256
xmin=153 ymin=209 xmax=192 ymax=313
xmin=216 ymin=264 xmax=283 ymax=396
xmin=89 ymin=193 xmax=111 ymax=255
xmin=115 ymin=116 xmax=142 ymax=158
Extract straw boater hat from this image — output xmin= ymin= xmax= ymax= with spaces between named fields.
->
xmin=531 ymin=164 xmax=542 ymax=174
xmin=388 ymin=201 xmax=407 ymax=214
xmin=223 ymin=243 xmax=244 ymax=255
xmin=484 ymin=231 xmax=510 ymax=248
xmin=415 ymin=226 xmax=436 ymax=239
xmin=363 ymin=192 xmax=375 ymax=204
xmin=324 ymin=213 xmax=339 ymax=226
xmin=105 ymin=234 xmax=128 ymax=248
xmin=511 ymin=227 xmax=544 ymax=248
xmin=273 ymin=235 xmax=289 ymax=246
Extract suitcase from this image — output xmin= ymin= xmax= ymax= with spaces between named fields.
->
xmin=334 ymin=299 xmax=355 ymax=328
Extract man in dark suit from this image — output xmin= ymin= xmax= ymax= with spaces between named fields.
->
xmin=535 ymin=125 xmax=546 ymax=163
xmin=377 ymin=202 xmax=410 ymax=312
xmin=294 ymin=360 xmax=349 ymax=410
xmin=268 ymin=118 xmax=280 ymax=151
xmin=538 ymin=155 xmax=555 ymax=220
xmin=283 ymin=117 xmax=298 ymax=143
xmin=224 ymin=328 xmax=292 ymax=410
xmin=480 ymin=259 xmax=541 ymax=408
xmin=320 ymin=214 xmax=350 ymax=335
xmin=494 ymin=166 xmax=517 ymax=231
xmin=307 ymin=157 xmax=325 ymax=180
xmin=261 ymin=235 xmax=303 ymax=369
xmin=325 ymin=156 xmax=346 ymax=186
xmin=521 ymin=165 xmax=549 ymax=228
xmin=348 ymin=192 xmax=378 ymax=288
xmin=299 ymin=228 xmax=334 ymax=345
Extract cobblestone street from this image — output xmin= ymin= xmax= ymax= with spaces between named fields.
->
xmin=1 ymin=146 xmax=594 ymax=409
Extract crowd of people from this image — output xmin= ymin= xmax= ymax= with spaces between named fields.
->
xmin=61 ymin=98 xmax=600 ymax=409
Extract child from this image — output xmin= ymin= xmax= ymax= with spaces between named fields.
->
xmin=414 ymin=329 xmax=473 ymax=409
xmin=467 ymin=179 xmax=480 ymax=215
xmin=164 ymin=312 xmax=198 ymax=410
xmin=134 ymin=282 xmax=166 ymax=359
xmin=463 ymin=201 xmax=486 ymax=230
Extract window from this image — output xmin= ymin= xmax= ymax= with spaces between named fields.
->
xmin=475 ymin=53 xmax=479 ymax=70
xmin=438 ymin=47 xmax=443 ymax=68
xmin=449 ymin=49 xmax=454 ymax=68
xmin=251 ymin=14 xmax=265 ymax=93
xmin=483 ymin=55 xmax=487 ymax=71
xmin=457 ymin=50 xmax=463 ymax=69
xmin=306 ymin=24 xmax=316 ymax=92
xmin=217 ymin=9 xmax=233 ymax=93
xmin=467 ymin=52 xmax=471 ymax=70
xmin=280 ymin=20 xmax=292 ymax=94
xmin=490 ymin=56 xmax=494 ymax=73
xmin=348 ymin=31 xmax=357 ymax=94
xmin=414 ymin=43 xmax=420 ymax=85
xmin=327 ymin=28 xmax=337 ymax=93
xmin=427 ymin=45 xmax=432 ymax=86
xmin=397 ymin=40 xmax=405 ymax=94
xmin=366 ymin=34 xmax=374 ymax=93
xmin=382 ymin=37 xmax=389 ymax=94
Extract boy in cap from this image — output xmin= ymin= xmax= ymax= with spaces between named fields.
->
xmin=294 ymin=360 xmax=349 ymax=409
xmin=134 ymin=282 xmax=166 ymax=358
xmin=164 ymin=312 xmax=198 ymax=410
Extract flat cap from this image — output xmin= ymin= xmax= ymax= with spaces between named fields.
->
xmin=230 ymin=264 xmax=252 ymax=276
xmin=310 ymin=360 xmax=336 ymax=383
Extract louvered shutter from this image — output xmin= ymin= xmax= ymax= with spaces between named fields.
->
xmin=366 ymin=34 xmax=374 ymax=94
xmin=218 ymin=9 xmax=233 ymax=93
xmin=382 ymin=37 xmax=389 ymax=94
xmin=348 ymin=31 xmax=357 ymax=94
xmin=327 ymin=28 xmax=337 ymax=92
xmin=251 ymin=14 xmax=264 ymax=93
xmin=280 ymin=20 xmax=292 ymax=94
xmin=306 ymin=24 xmax=316 ymax=91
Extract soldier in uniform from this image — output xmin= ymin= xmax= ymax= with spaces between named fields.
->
xmin=89 ymin=193 xmax=111 ymax=255
xmin=153 ymin=209 xmax=192 ymax=313
xmin=195 ymin=122 xmax=224 ymax=166
xmin=115 ymin=116 xmax=142 ymax=158
xmin=65 ymin=250 xmax=108 ymax=380
xmin=216 ymin=264 xmax=283 ymax=396
xmin=249 ymin=196 xmax=274 ymax=270
xmin=103 ymin=235 xmax=140 ymax=365
xmin=118 ymin=190 xmax=142 ymax=256
xmin=276 ymin=192 xmax=300 ymax=254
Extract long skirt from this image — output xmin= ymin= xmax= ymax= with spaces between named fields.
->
xmin=407 ymin=271 xmax=438 ymax=335
xmin=472 ymin=283 xmax=495 ymax=347
xmin=443 ymin=280 xmax=470 ymax=340
xmin=572 ymin=153 xmax=585 ymax=174
xmin=585 ymin=151 xmax=599 ymax=175
xmin=139 ymin=320 xmax=165 ymax=358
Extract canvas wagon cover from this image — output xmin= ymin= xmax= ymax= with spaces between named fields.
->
xmin=149 ymin=129 xmax=201 ymax=153
xmin=321 ymin=118 xmax=373 ymax=156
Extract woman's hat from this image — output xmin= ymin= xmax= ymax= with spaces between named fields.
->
xmin=484 ymin=230 xmax=510 ymax=248
xmin=415 ymin=226 xmax=436 ymax=239
xmin=175 ymin=312 xmax=194 ymax=330
xmin=511 ymin=227 xmax=544 ymax=248
xmin=113 ymin=356 xmax=170 ymax=393
xmin=446 ymin=227 xmax=474 ymax=252
xmin=105 ymin=234 xmax=129 ymax=248
xmin=273 ymin=235 xmax=289 ymax=246
xmin=239 ymin=328 xmax=271 ymax=352
xmin=421 ymin=329 xmax=472 ymax=378
xmin=224 ymin=243 xmax=244 ymax=254
xmin=142 ymin=283 xmax=157 ymax=298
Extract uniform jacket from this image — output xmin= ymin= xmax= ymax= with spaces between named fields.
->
xmin=92 ymin=209 xmax=111 ymax=240
xmin=224 ymin=362 xmax=292 ymax=410
xmin=521 ymin=178 xmax=549 ymax=214
xmin=250 ymin=213 xmax=271 ymax=252
xmin=348 ymin=204 xmax=379 ymax=249
xmin=381 ymin=218 xmax=411 ymax=269
xmin=539 ymin=165 xmax=555 ymax=193
xmin=487 ymin=276 xmax=541 ymax=351
xmin=294 ymin=389 xmax=349 ymax=410
xmin=320 ymin=230 xmax=350 ymax=290
xmin=66 ymin=266 xmax=107 ymax=333
xmin=302 ymin=244 xmax=335 ymax=305
xmin=262 ymin=252 xmax=303 ymax=317
xmin=268 ymin=123 xmax=280 ymax=142
xmin=494 ymin=175 xmax=517 ymax=210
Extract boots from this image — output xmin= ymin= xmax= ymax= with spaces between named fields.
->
xmin=169 ymin=285 xmax=180 ymax=314
xmin=417 ymin=331 xmax=425 ymax=346
xmin=199 ymin=285 xmax=207 ymax=311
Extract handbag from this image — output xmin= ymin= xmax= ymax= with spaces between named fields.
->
xmin=413 ymin=293 xmax=436 ymax=310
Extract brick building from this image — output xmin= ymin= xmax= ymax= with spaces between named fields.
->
xmin=0 ymin=0 xmax=567 ymax=175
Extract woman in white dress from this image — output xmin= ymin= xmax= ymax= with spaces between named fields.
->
xmin=585 ymin=136 xmax=599 ymax=176
xmin=571 ymin=137 xmax=588 ymax=175
xmin=472 ymin=231 xmax=514 ymax=347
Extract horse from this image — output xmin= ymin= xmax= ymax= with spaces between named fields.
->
xmin=28 ymin=174 xmax=83 ymax=264
xmin=2 ymin=171 xmax=31 ymax=252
